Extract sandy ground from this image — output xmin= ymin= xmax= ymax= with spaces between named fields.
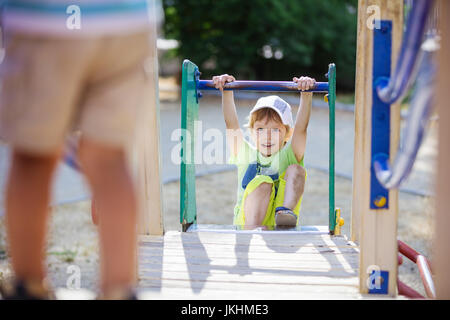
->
xmin=0 ymin=166 xmax=434 ymax=297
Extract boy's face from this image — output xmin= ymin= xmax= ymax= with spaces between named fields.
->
xmin=251 ymin=117 xmax=288 ymax=157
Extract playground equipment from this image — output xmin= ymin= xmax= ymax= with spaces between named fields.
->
xmin=353 ymin=0 xmax=438 ymax=296
xmin=434 ymin=0 xmax=450 ymax=299
xmin=373 ymin=0 xmax=437 ymax=189
xmin=60 ymin=0 xmax=450 ymax=299
xmin=179 ymin=59 xmax=340 ymax=234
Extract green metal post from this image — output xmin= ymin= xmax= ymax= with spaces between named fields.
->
xmin=180 ymin=60 xmax=199 ymax=231
xmin=328 ymin=63 xmax=336 ymax=234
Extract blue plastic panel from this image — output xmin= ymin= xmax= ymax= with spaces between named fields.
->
xmin=368 ymin=270 xmax=389 ymax=295
xmin=370 ymin=20 xmax=392 ymax=210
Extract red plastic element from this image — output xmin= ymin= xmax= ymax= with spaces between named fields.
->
xmin=397 ymin=240 xmax=435 ymax=299
xmin=398 ymin=254 xmax=403 ymax=266
xmin=398 ymin=240 xmax=420 ymax=263
xmin=417 ymin=255 xmax=436 ymax=299
xmin=397 ymin=280 xmax=425 ymax=299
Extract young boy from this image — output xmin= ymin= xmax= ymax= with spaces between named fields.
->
xmin=212 ymin=74 xmax=315 ymax=228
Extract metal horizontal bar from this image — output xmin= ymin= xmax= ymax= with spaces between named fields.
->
xmin=198 ymin=80 xmax=329 ymax=93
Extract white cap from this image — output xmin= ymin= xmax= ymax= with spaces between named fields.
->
xmin=250 ymin=95 xmax=294 ymax=127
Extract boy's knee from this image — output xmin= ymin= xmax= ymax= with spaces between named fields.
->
xmin=77 ymin=139 xmax=127 ymax=179
xmin=243 ymin=181 xmax=272 ymax=224
xmin=12 ymin=150 xmax=60 ymax=172
xmin=255 ymin=182 xmax=273 ymax=195
xmin=285 ymin=164 xmax=306 ymax=195
xmin=286 ymin=164 xmax=305 ymax=180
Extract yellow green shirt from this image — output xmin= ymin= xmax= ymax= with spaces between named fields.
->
xmin=228 ymin=138 xmax=304 ymax=218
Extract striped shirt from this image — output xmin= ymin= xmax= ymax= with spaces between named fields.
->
xmin=0 ymin=0 xmax=160 ymax=37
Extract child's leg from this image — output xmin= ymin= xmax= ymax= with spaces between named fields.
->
xmin=64 ymin=133 xmax=100 ymax=226
xmin=243 ymin=182 xmax=273 ymax=226
xmin=275 ymin=164 xmax=306 ymax=226
xmin=281 ymin=164 xmax=306 ymax=209
xmin=78 ymin=138 xmax=137 ymax=295
xmin=91 ymin=198 xmax=99 ymax=225
xmin=5 ymin=150 xmax=60 ymax=285
xmin=234 ymin=175 xmax=275 ymax=227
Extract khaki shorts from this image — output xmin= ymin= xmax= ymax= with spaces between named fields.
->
xmin=0 ymin=31 xmax=152 ymax=155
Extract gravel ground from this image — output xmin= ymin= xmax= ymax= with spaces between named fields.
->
xmin=0 ymin=167 xmax=434 ymax=298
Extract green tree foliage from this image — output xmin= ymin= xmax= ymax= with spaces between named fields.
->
xmin=163 ymin=0 xmax=358 ymax=90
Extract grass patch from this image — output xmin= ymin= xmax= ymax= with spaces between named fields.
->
xmin=47 ymin=250 xmax=77 ymax=263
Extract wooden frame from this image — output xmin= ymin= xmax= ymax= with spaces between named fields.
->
xmin=352 ymin=0 xmax=403 ymax=296
xmin=134 ymin=2 xmax=164 ymax=236
xmin=434 ymin=0 xmax=450 ymax=299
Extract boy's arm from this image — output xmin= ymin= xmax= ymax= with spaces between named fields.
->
xmin=213 ymin=74 xmax=244 ymax=157
xmin=291 ymin=76 xmax=315 ymax=163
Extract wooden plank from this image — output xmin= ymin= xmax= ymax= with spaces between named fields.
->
xmin=52 ymin=286 xmax=376 ymax=300
xmin=140 ymin=264 xmax=357 ymax=277
xmin=153 ymin=237 xmax=357 ymax=248
xmin=52 ymin=285 xmax=367 ymax=301
xmin=140 ymin=235 xmax=357 ymax=247
xmin=140 ymin=259 xmax=357 ymax=273
xmin=354 ymin=0 xmax=402 ymax=296
xmin=357 ymin=0 xmax=378 ymax=294
xmin=139 ymin=261 xmax=357 ymax=277
xmin=140 ymin=231 xmax=358 ymax=248
xmin=137 ymin=229 xmax=363 ymax=299
xmin=379 ymin=0 xmax=402 ymax=297
xmin=143 ymin=229 xmax=350 ymax=239
xmin=375 ymin=0 xmax=402 ymax=298
xmin=434 ymin=0 xmax=450 ymax=299
xmin=134 ymin=1 xmax=164 ymax=236
xmin=138 ymin=278 xmax=359 ymax=295
xmin=140 ymin=252 xmax=357 ymax=270
xmin=141 ymin=241 xmax=357 ymax=251
xmin=136 ymin=287 xmax=366 ymax=300
xmin=139 ymin=236 xmax=358 ymax=251
xmin=139 ymin=248 xmax=358 ymax=264
xmin=139 ymin=270 xmax=358 ymax=286
xmin=139 ymin=256 xmax=357 ymax=272
xmin=351 ymin=0 xmax=369 ymax=243
xmin=139 ymin=242 xmax=359 ymax=255
xmin=139 ymin=256 xmax=358 ymax=269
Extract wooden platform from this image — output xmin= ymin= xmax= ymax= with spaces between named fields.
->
xmin=136 ymin=225 xmax=372 ymax=300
